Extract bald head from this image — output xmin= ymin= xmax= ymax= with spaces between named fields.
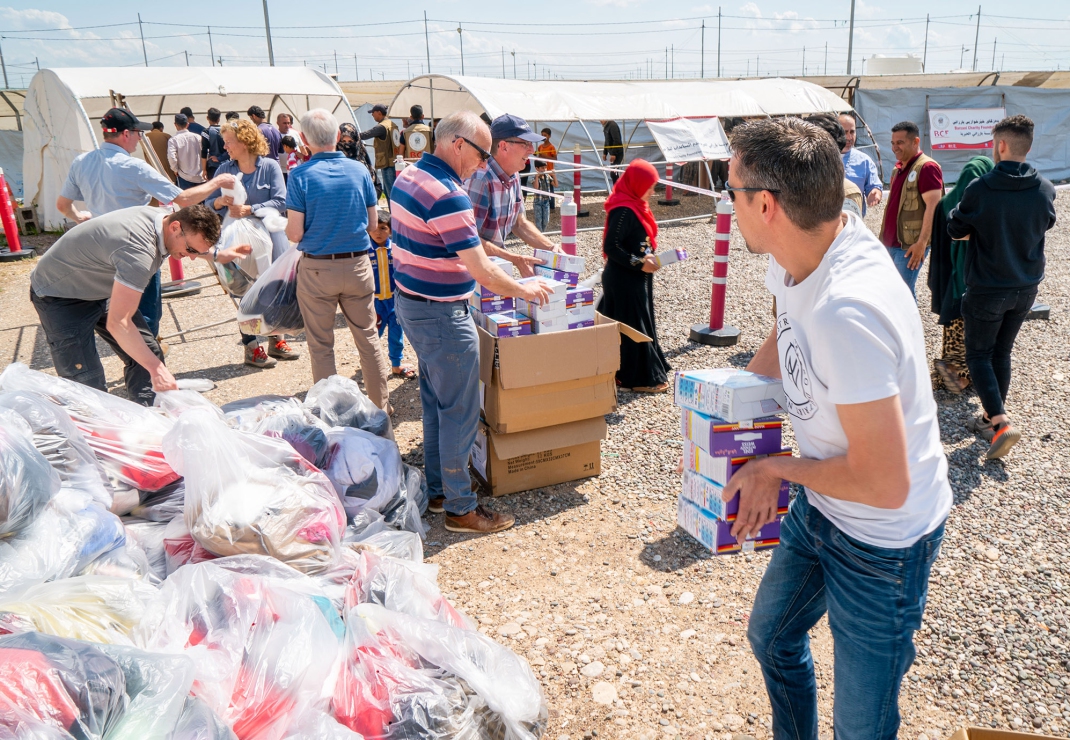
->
xmin=838 ymin=113 xmax=857 ymax=152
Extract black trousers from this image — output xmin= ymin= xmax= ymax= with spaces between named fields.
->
xmin=961 ymin=286 xmax=1038 ymax=419
xmin=30 ymin=289 xmax=165 ymax=406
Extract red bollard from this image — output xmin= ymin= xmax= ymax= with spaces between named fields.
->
xmin=572 ymin=144 xmax=589 ymax=218
xmin=0 ymin=167 xmax=29 ymax=261
xmin=657 ymin=162 xmax=680 ymax=206
xmin=690 ymin=193 xmax=740 ymax=346
xmin=168 ymin=256 xmax=185 ymax=281
xmin=560 ymin=195 xmax=577 ymax=256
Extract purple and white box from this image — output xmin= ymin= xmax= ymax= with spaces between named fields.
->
xmin=566 ymin=287 xmax=595 ymax=307
xmin=533 ymin=264 xmax=580 ymax=287
xmin=652 ymin=248 xmax=688 ymax=268
xmin=516 ymin=296 xmax=567 ymax=321
xmin=680 ymin=468 xmax=790 ymax=521
xmin=674 ymin=368 xmax=786 ymax=422
xmin=469 ymin=293 xmax=514 ymax=314
xmin=676 ymin=495 xmax=782 ymax=555
xmin=683 ymin=442 xmax=793 ymax=486
xmin=681 ymin=408 xmax=783 ymax=457
xmin=566 ymin=303 xmax=596 ymax=325
xmin=531 ymin=314 xmax=569 ymax=334
xmin=568 ymin=318 xmax=595 ymax=330
xmin=517 ymin=275 xmax=568 ymax=303
xmin=484 ymin=311 xmax=532 ymax=338
xmin=533 ymin=248 xmax=585 ymax=274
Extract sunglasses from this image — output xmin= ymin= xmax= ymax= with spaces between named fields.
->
xmin=723 ymin=185 xmax=782 ymax=203
xmin=456 ymin=136 xmax=491 ymax=162
xmin=178 ymin=227 xmax=205 ymax=256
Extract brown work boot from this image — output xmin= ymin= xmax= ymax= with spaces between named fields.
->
xmin=267 ymin=337 xmax=300 ymax=360
xmin=444 ymin=504 xmax=515 ymax=534
xmin=427 ymin=497 xmax=445 ymax=514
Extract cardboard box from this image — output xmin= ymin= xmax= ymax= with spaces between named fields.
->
xmin=531 ymin=314 xmax=569 ymax=334
xmin=485 ymin=311 xmax=532 ymax=338
xmin=947 ymin=729 xmax=1067 ymax=740
xmin=680 ymin=468 xmax=790 ymax=521
xmin=478 ymin=313 xmax=651 ymax=433
xmin=469 ymin=293 xmax=514 ymax=314
xmin=566 ymin=287 xmax=595 ymax=307
xmin=674 ymin=368 xmax=787 ymax=422
xmin=652 ymin=248 xmax=688 ymax=267
xmin=566 ymin=303 xmax=596 ymax=324
xmin=517 ymin=275 xmax=568 ymax=302
xmin=534 ymin=265 xmax=580 ymax=287
xmin=683 ymin=442 xmax=792 ymax=485
xmin=533 ymin=248 xmax=585 ymax=273
xmin=516 ymin=297 xmax=567 ymax=321
xmin=472 ymin=417 xmax=606 ymax=496
xmin=681 ymin=408 xmax=783 ymax=457
xmin=676 ymin=495 xmax=782 ymax=555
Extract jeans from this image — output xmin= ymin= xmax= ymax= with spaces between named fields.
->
xmin=396 ymin=294 xmax=479 ymax=516
xmin=532 ymin=199 xmax=550 ymax=233
xmin=30 ymin=289 xmax=165 ymax=406
xmin=747 ymin=493 xmax=944 ymax=740
xmin=886 ymin=246 xmax=929 ymax=299
xmin=137 ymin=270 xmax=162 ymax=337
xmin=176 ymin=175 xmax=202 ymax=190
xmin=375 ymin=297 xmax=404 ymax=368
xmin=380 ymin=166 xmax=397 ymax=201
xmin=962 ymin=286 xmax=1038 ymax=419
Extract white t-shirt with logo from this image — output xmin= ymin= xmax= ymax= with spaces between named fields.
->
xmin=765 ymin=212 xmax=952 ymax=548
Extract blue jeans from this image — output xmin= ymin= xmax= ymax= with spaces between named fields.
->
xmin=380 ymin=167 xmax=397 ymax=201
xmin=375 ymin=297 xmax=404 ymax=368
xmin=176 ymin=175 xmax=202 ymax=190
xmin=396 ymin=294 xmax=479 ymax=516
xmin=747 ymin=493 xmax=944 ymax=740
xmin=962 ymin=286 xmax=1037 ymax=419
xmin=886 ymin=246 xmax=929 ymax=299
xmin=137 ymin=270 xmax=162 ymax=337
xmin=532 ymin=199 xmax=550 ymax=232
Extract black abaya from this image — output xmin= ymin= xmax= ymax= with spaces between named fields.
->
xmin=596 ymin=208 xmax=671 ymax=389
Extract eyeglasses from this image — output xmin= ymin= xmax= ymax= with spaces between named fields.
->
xmin=723 ymin=185 xmax=782 ymax=203
xmin=178 ymin=227 xmax=204 ymax=256
xmin=504 ymin=138 xmax=535 ymax=149
xmin=456 ymin=136 xmax=491 ymax=162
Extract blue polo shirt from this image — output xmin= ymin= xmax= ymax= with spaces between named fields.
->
xmin=286 ymin=151 xmax=377 ymax=255
xmin=842 ymin=147 xmax=882 ymax=215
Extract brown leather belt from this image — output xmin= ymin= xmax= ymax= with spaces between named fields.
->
xmin=303 ymin=250 xmax=367 ymax=260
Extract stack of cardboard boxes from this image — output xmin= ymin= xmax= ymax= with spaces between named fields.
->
xmin=673 ymin=368 xmax=791 ymax=555
xmin=469 ymin=255 xmax=648 ymax=497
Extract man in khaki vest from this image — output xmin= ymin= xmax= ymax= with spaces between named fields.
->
xmin=878 ymin=120 xmax=944 ymax=298
xmin=359 ymin=104 xmax=401 ymax=199
xmin=402 ymin=104 xmax=433 ymax=160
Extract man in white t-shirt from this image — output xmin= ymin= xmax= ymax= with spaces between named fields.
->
xmin=720 ymin=118 xmax=952 ymax=740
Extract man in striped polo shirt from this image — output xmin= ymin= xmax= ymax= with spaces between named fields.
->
xmin=391 ymin=110 xmax=552 ymax=534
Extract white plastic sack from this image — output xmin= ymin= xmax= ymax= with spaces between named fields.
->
xmin=304 ymin=376 xmax=390 ymax=438
xmin=122 ymin=519 xmax=168 ymax=580
xmin=324 ymin=427 xmax=403 ymax=518
xmin=0 ymin=408 xmax=59 ymax=539
xmin=216 ymin=215 xmax=272 ymax=297
xmin=236 ymin=246 xmax=303 ymax=336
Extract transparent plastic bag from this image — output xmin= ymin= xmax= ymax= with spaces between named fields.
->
xmin=304 ymin=376 xmax=390 ymax=438
xmin=0 ymin=391 xmax=110 ymax=508
xmin=220 ymin=395 xmax=295 ymax=431
xmin=346 ymin=527 xmax=425 ymax=564
xmin=382 ymin=464 xmax=429 ymax=537
xmin=216 ymin=214 xmax=273 ymax=298
xmin=122 ymin=519 xmax=168 ymax=580
xmin=129 ymin=480 xmax=185 ymax=523
xmin=236 ymin=246 xmax=304 ymax=336
xmin=345 ymin=549 xmax=473 ymax=631
xmin=135 ymin=556 xmax=344 ymax=740
xmin=172 ymin=696 xmax=238 ymax=740
xmin=162 ymin=515 xmax=216 ymax=576
xmin=0 ymin=364 xmax=179 ymax=493
xmin=163 ymin=409 xmax=345 ymax=574
xmin=0 ymin=409 xmax=59 ymax=539
xmin=324 ymin=427 xmax=403 ymax=519
xmin=93 ymin=644 xmax=196 ymax=740
xmin=281 ymin=711 xmax=363 ymax=740
xmin=221 ymin=397 xmax=329 ymax=467
xmin=154 ymin=390 xmax=226 ymax=421
xmin=350 ymin=604 xmax=547 ymax=740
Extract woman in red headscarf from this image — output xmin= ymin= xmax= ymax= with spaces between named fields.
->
xmin=597 ymin=159 xmax=671 ymax=392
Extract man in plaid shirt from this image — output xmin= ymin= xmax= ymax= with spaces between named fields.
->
xmin=465 ymin=114 xmax=563 ymax=276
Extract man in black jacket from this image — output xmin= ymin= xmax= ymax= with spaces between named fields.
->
xmin=601 ymin=119 xmax=623 ymax=186
xmin=947 ymin=115 xmax=1056 ymax=459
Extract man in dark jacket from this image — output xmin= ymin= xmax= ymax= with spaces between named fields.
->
xmin=601 ymin=119 xmax=623 ymax=186
xmin=947 ymin=114 xmax=1056 ymax=460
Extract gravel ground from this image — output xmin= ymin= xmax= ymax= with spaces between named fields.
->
xmin=1 ymin=190 xmax=1068 ymax=739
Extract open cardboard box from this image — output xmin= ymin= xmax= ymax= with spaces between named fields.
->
xmin=478 ymin=312 xmax=650 ymax=434
xmin=949 ymin=729 xmax=1066 ymax=740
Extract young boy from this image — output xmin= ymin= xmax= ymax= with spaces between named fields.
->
xmin=531 ymin=162 xmax=554 ymax=233
xmin=535 ymin=127 xmax=558 ymax=210
xmin=369 ymin=210 xmax=416 ymax=378
xmin=281 ymin=136 xmax=302 ymax=180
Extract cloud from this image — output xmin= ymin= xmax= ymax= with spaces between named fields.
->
xmin=0 ymin=7 xmax=72 ymax=30
xmin=585 ymin=0 xmax=646 ymax=6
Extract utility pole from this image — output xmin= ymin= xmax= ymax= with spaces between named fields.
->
xmin=334 ymin=50 xmax=338 ymax=75
xmin=208 ymin=27 xmax=215 ymax=67
xmin=511 ymin=50 xmax=516 ymax=79
xmin=184 ymin=50 xmax=189 ymax=66
xmin=757 ymin=55 xmax=759 ymax=76
xmin=972 ymin=6 xmax=981 ymax=72
xmin=701 ymin=20 xmax=705 ymax=78
xmin=824 ymin=42 xmax=828 ymax=75
xmin=802 ymin=46 xmax=806 ymax=75
xmin=502 ymin=47 xmax=505 ymax=78
xmin=0 ymin=38 xmax=9 ymax=88
xmin=846 ymin=0 xmax=856 ymax=74
xmin=354 ymin=54 xmax=358 ymax=80
xmin=423 ymin=11 xmax=432 ymax=74
xmin=960 ymin=45 xmax=965 ymax=69
xmin=138 ymin=13 xmax=148 ymax=67
xmin=218 ymin=57 xmax=223 ymax=66
xmin=457 ymin=24 xmax=464 ymax=75
xmin=262 ymin=0 xmax=275 ymax=66
xmin=717 ymin=7 xmax=722 ymax=77
xmin=671 ymin=44 xmax=674 ymax=78
xmin=922 ymin=14 xmax=929 ymax=71
xmin=992 ymin=38 xmax=997 ymax=70
xmin=665 ymin=47 xmax=668 ymax=79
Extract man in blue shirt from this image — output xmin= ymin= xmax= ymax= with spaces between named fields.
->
xmin=839 ymin=113 xmax=883 ymax=215
xmin=286 ymin=108 xmax=391 ymax=413
xmin=56 ymin=108 xmax=234 ymax=338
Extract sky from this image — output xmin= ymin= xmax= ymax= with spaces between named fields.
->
xmin=1 ymin=1 xmax=1069 ymax=87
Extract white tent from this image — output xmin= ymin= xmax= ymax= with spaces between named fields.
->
xmin=24 ymin=67 xmax=357 ymax=229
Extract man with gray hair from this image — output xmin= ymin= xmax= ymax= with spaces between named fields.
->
xmin=286 ymin=108 xmax=391 ymax=412
xmin=720 ymin=117 xmax=951 ymax=739
xmin=391 ymin=110 xmax=552 ymax=535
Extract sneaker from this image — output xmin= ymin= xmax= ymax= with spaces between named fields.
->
xmin=966 ymin=414 xmax=995 ymax=442
xmin=427 ymin=497 xmax=445 ymax=514
xmin=987 ymin=422 xmax=1021 ymax=460
xmin=268 ymin=338 xmax=300 ymax=360
xmin=444 ymin=504 xmax=515 ymax=534
xmin=244 ymin=344 xmax=277 ymax=369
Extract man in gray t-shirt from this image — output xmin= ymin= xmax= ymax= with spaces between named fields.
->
xmin=30 ymin=205 xmax=249 ymax=405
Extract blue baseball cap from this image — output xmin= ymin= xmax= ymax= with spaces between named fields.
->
xmin=490 ymin=113 xmax=544 ymax=143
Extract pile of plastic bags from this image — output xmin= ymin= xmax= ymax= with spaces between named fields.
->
xmin=0 ymin=362 xmax=546 ymax=739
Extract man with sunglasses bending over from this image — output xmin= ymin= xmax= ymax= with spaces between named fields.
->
xmin=30 ymin=205 xmax=250 ymax=405
xmin=464 ymin=113 xmax=563 ymax=276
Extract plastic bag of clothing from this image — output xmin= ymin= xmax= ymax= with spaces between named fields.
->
xmin=154 ymin=390 xmax=226 ymax=421
xmin=220 ymin=395 xmax=293 ymax=430
xmin=382 ymin=464 xmax=429 ymax=536
xmin=0 ymin=391 xmax=110 ymax=508
xmin=121 ymin=519 xmax=168 ymax=580
xmin=221 ymin=396 xmax=329 ymax=467
xmin=0 ymin=363 xmax=179 ymax=493
xmin=136 ymin=556 xmax=344 ymax=740
xmin=345 ymin=549 xmax=473 ymax=630
xmin=0 ymin=409 xmax=59 ymax=539
xmin=217 ymin=213 xmax=273 ymax=293
xmin=323 ymin=427 xmax=403 ymax=518
xmin=282 ymin=711 xmax=362 ymax=740
xmin=129 ymin=480 xmax=185 ymax=523
xmin=347 ymin=527 xmax=425 ymax=564
xmin=236 ymin=246 xmax=303 ymax=336
xmin=350 ymin=604 xmax=548 ymax=740
xmin=76 ymin=540 xmax=153 ymax=584
xmin=93 ymin=644 xmax=195 ymax=740
xmin=173 ymin=696 xmax=238 ymax=740
xmin=162 ymin=516 xmax=216 ymax=576
xmin=163 ymin=409 xmax=345 ymax=574
xmin=0 ymin=575 xmax=156 ymax=646
xmin=304 ymin=375 xmax=390 ymax=438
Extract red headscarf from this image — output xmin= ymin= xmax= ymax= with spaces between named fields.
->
xmin=602 ymin=159 xmax=659 ymax=254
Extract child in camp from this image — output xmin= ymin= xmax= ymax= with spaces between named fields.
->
xmin=369 ymin=210 xmax=416 ymax=379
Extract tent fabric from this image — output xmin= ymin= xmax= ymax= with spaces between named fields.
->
xmin=388 ymin=75 xmax=852 ymax=122
xmin=23 ymin=67 xmax=357 ymax=229
xmin=854 ymin=86 xmax=1070 ymax=185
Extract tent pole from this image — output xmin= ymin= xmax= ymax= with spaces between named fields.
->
xmin=577 ymin=119 xmax=612 ymax=194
